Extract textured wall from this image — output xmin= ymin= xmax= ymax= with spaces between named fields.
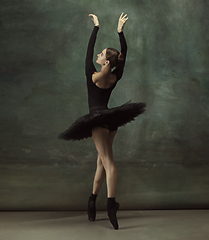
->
xmin=0 ymin=0 xmax=209 ymax=210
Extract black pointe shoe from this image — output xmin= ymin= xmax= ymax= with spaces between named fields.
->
xmin=107 ymin=202 xmax=120 ymax=230
xmin=87 ymin=199 xmax=96 ymax=221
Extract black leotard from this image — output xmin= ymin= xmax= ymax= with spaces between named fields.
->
xmin=58 ymin=26 xmax=145 ymax=140
xmin=85 ymin=26 xmax=127 ymax=113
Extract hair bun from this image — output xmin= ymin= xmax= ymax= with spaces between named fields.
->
xmin=118 ymin=52 xmax=124 ymax=63
xmin=106 ymin=48 xmax=124 ymax=68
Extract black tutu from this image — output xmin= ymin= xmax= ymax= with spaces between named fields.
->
xmin=58 ymin=100 xmax=146 ymax=141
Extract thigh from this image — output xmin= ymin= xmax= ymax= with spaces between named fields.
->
xmin=95 ymin=124 xmax=118 ymax=144
xmin=109 ymin=129 xmax=117 ymax=146
xmin=92 ymin=127 xmax=113 ymax=160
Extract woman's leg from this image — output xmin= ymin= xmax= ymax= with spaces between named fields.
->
xmin=92 ymin=154 xmax=106 ymax=195
xmin=92 ymin=127 xmax=117 ymax=198
xmin=92 ymin=129 xmax=117 ymax=195
xmin=92 ymin=127 xmax=119 ymax=229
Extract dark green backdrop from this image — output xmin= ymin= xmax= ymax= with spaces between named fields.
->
xmin=0 ymin=0 xmax=209 ymax=210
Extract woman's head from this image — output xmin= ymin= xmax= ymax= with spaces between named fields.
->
xmin=96 ymin=48 xmax=124 ymax=68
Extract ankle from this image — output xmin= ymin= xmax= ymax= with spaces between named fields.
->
xmin=89 ymin=193 xmax=97 ymax=201
xmin=107 ymin=197 xmax=116 ymax=208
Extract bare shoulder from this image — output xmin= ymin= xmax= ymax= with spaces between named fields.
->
xmin=92 ymin=72 xmax=117 ymax=88
xmin=92 ymin=72 xmax=100 ymax=83
xmin=93 ymin=72 xmax=116 ymax=81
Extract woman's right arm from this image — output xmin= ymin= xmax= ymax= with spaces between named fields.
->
xmin=85 ymin=14 xmax=100 ymax=77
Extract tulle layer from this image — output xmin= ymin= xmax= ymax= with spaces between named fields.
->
xmin=58 ymin=101 xmax=146 ymax=141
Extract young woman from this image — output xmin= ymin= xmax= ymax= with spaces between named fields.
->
xmin=59 ymin=13 xmax=146 ymax=230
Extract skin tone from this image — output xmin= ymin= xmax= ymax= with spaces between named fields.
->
xmin=88 ymin=13 xmax=128 ymax=198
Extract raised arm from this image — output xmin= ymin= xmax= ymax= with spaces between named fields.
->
xmin=112 ymin=31 xmax=127 ymax=81
xmin=85 ymin=14 xmax=100 ymax=76
xmin=112 ymin=13 xmax=128 ymax=81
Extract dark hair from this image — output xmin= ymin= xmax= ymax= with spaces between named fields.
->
xmin=106 ymin=48 xmax=124 ymax=68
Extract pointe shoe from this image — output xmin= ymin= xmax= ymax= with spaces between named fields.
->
xmin=107 ymin=202 xmax=120 ymax=230
xmin=87 ymin=199 xmax=96 ymax=221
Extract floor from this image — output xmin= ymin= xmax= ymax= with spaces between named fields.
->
xmin=0 ymin=210 xmax=208 ymax=240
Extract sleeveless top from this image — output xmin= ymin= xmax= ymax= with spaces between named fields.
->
xmin=85 ymin=26 xmax=127 ymax=114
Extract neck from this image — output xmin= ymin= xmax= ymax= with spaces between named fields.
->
xmin=100 ymin=64 xmax=111 ymax=75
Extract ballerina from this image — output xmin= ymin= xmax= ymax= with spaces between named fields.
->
xmin=59 ymin=12 xmax=146 ymax=230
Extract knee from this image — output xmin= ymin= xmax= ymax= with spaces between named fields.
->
xmin=100 ymin=155 xmax=115 ymax=169
xmin=98 ymin=155 xmax=106 ymax=168
xmin=97 ymin=154 xmax=104 ymax=166
xmin=97 ymin=153 xmax=107 ymax=162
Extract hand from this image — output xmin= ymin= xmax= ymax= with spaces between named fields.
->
xmin=88 ymin=14 xmax=99 ymax=27
xmin=117 ymin=12 xmax=128 ymax=33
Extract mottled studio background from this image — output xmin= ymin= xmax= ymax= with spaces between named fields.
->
xmin=0 ymin=0 xmax=209 ymax=210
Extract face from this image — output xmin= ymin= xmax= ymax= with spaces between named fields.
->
xmin=96 ymin=48 xmax=109 ymax=66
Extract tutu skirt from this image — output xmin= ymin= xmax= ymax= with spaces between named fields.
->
xmin=58 ymin=100 xmax=146 ymax=141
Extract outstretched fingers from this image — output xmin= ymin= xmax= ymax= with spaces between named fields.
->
xmin=120 ymin=12 xmax=128 ymax=22
xmin=119 ymin=12 xmax=124 ymax=19
xmin=117 ymin=12 xmax=128 ymax=32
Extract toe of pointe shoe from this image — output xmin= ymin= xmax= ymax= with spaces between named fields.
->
xmin=108 ymin=202 xmax=120 ymax=230
xmin=88 ymin=202 xmax=96 ymax=221
xmin=88 ymin=215 xmax=95 ymax=221
xmin=88 ymin=210 xmax=96 ymax=221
